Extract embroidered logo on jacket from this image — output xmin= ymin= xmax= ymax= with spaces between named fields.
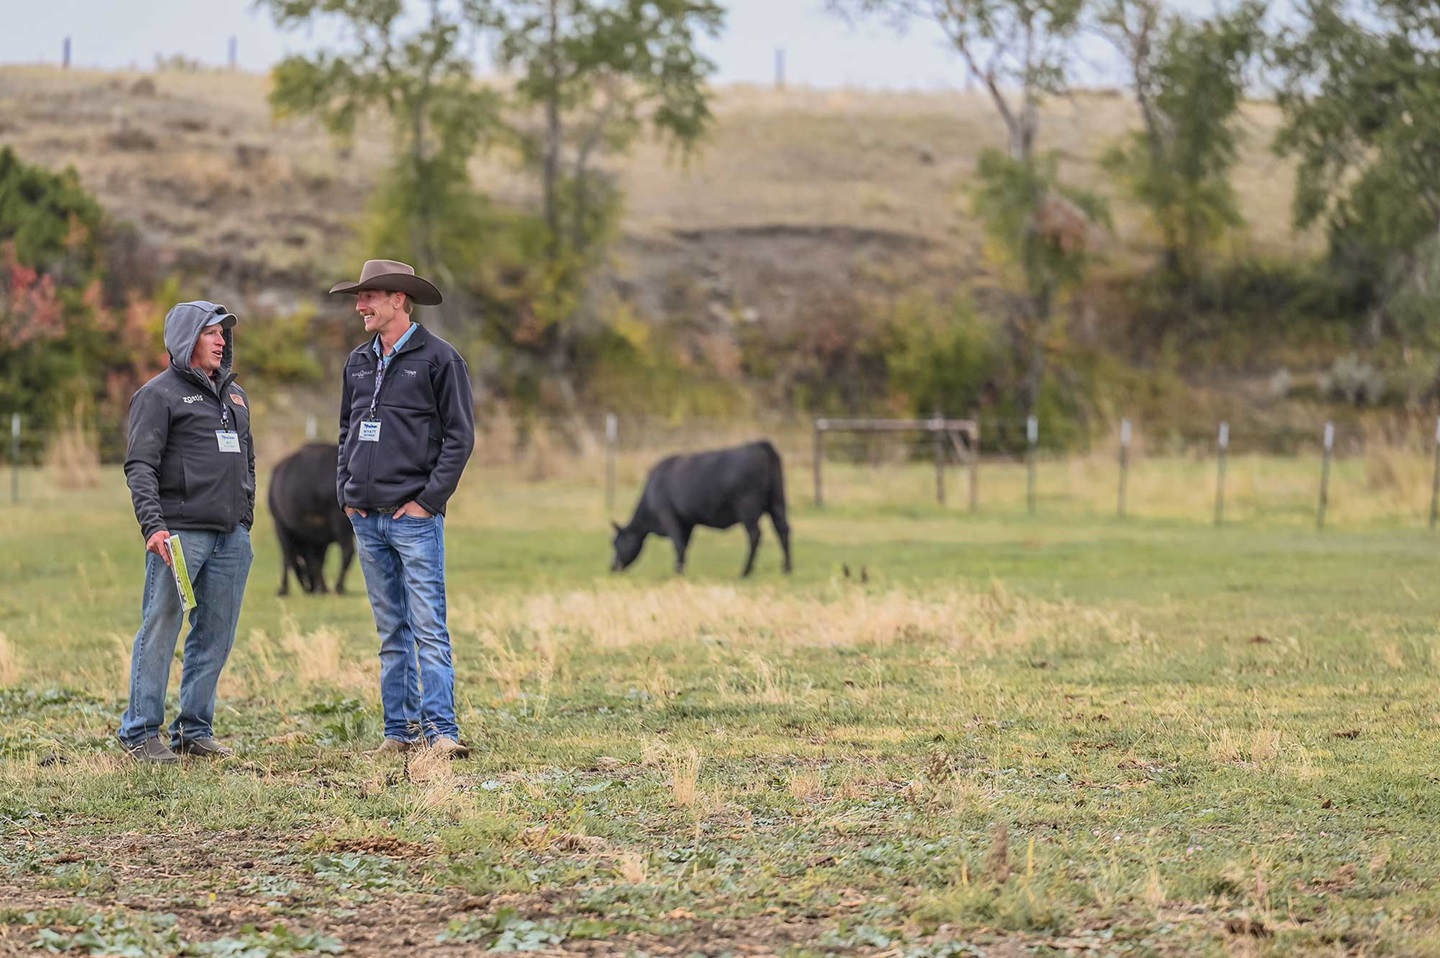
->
xmin=230 ymin=393 xmax=246 ymax=407
xmin=182 ymin=395 xmax=206 ymax=404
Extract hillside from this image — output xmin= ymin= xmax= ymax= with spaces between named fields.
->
xmin=0 ymin=66 xmax=1308 ymax=315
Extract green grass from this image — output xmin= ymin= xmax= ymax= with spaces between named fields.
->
xmin=3 ymin=459 xmax=1440 ymax=956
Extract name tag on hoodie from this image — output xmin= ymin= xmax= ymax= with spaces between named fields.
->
xmin=359 ymin=420 xmax=382 ymax=442
xmin=215 ymin=430 xmax=241 ymax=453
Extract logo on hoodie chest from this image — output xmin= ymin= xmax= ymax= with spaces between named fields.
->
xmin=182 ymin=394 xmax=206 ymax=404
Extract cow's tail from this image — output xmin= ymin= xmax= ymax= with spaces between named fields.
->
xmin=760 ymin=440 xmax=786 ymax=510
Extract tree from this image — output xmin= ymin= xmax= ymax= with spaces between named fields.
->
xmin=830 ymin=0 xmax=1105 ymax=416
xmin=1272 ymin=0 xmax=1440 ymax=341
xmin=472 ymin=0 xmax=723 ymax=425
xmin=263 ymin=0 xmax=723 ymax=422
xmin=264 ymin=0 xmax=503 ymax=308
xmin=1099 ymin=0 xmax=1262 ymax=285
xmin=0 ymin=148 xmax=164 ymax=459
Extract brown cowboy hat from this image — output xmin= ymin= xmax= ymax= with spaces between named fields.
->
xmin=328 ymin=259 xmax=443 ymax=306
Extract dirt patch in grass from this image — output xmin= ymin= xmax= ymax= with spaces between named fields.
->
xmin=0 ymin=824 xmax=1095 ymax=957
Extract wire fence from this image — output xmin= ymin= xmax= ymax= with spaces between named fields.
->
xmin=6 ymin=406 xmax=1440 ymax=531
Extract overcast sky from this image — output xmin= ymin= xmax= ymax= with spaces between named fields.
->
xmin=2 ymin=0 xmax=1131 ymax=90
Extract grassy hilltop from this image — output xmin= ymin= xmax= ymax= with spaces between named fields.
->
xmin=0 ymin=66 xmax=1310 ymax=338
xmin=3 ymin=65 xmax=1372 ymax=444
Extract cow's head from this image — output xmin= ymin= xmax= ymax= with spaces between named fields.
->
xmin=610 ymin=521 xmax=644 ymax=572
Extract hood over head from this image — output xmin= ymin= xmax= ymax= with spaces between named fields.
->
xmin=164 ymin=301 xmax=236 ymax=381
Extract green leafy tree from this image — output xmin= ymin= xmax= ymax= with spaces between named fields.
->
xmin=263 ymin=0 xmax=723 ymax=422
xmin=830 ymin=0 xmax=1104 ymax=416
xmin=1272 ymin=0 xmax=1440 ymax=341
xmin=973 ymin=151 xmax=1109 ymax=412
xmin=264 ymin=0 xmax=503 ymax=310
xmin=0 ymin=148 xmax=164 ymax=459
xmin=1100 ymin=0 xmax=1262 ymax=285
xmin=471 ymin=0 xmax=723 ymax=425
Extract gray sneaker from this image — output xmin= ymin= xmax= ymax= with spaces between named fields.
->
xmin=176 ymin=738 xmax=234 ymax=759
xmin=122 ymin=737 xmax=180 ymax=765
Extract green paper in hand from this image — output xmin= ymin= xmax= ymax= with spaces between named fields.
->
xmin=167 ymin=534 xmax=198 ymax=612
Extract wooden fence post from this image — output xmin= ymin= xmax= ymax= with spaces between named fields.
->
xmin=1026 ymin=415 xmax=1038 ymax=517
xmin=933 ymin=413 xmax=945 ymax=506
xmin=605 ymin=413 xmax=618 ymax=516
xmin=968 ymin=420 xmax=979 ymax=513
xmin=1215 ymin=422 xmax=1229 ymax=527
xmin=1317 ymin=421 xmax=1335 ymax=531
xmin=9 ymin=413 xmax=18 ymax=505
xmin=1117 ymin=418 xmax=1131 ymax=518
xmin=1431 ymin=417 xmax=1440 ymax=530
xmin=813 ymin=419 xmax=825 ymax=508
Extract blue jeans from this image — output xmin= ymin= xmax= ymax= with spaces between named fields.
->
xmin=118 ymin=526 xmax=252 ymax=748
xmin=350 ymin=513 xmax=458 ymax=742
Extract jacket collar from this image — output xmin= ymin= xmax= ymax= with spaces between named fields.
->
xmin=358 ymin=323 xmax=430 ymax=364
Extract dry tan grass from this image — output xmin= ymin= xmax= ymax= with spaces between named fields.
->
xmin=230 ymin=628 xmax=283 ymax=700
xmin=668 ymin=747 xmax=702 ymax=809
xmin=1207 ymin=727 xmax=1285 ymax=767
xmin=453 ymin=582 xmax=1145 ymax=663
xmin=43 ymin=406 xmax=100 ymax=490
xmin=615 ymin=851 xmax=649 ymax=884
xmin=786 ymin=768 xmax=825 ymax=802
xmin=109 ymin=632 xmax=133 ymax=694
xmin=279 ymin=620 xmax=360 ymax=688
xmin=0 ymin=632 xmax=21 ymax=686
xmin=643 ymin=662 xmax=677 ymax=709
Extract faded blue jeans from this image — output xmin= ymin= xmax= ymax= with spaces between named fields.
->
xmin=118 ymin=526 xmax=252 ymax=748
xmin=350 ymin=513 xmax=458 ymax=742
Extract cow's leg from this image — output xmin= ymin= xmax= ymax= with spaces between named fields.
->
xmin=770 ymin=504 xmax=793 ymax=574
xmin=336 ymin=535 xmax=356 ymax=595
xmin=277 ymin=532 xmax=295 ymax=596
xmin=311 ymin=544 xmax=330 ymax=594
xmin=663 ymin=519 xmax=692 ymax=574
xmin=741 ymin=520 xmax=762 ymax=577
xmin=294 ymin=553 xmax=314 ymax=594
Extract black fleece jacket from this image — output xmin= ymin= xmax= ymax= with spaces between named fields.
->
xmin=337 ymin=323 xmax=475 ymax=514
xmin=124 ymin=303 xmax=255 ymax=542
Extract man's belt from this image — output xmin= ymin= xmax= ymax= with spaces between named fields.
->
xmin=372 ymin=505 xmax=400 ymax=514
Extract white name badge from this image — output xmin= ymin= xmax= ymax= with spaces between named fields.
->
xmin=215 ymin=430 xmax=241 ymax=453
xmin=359 ymin=420 xmax=382 ymax=442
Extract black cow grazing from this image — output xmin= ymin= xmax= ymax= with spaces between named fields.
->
xmin=269 ymin=442 xmax=355 ymax=596
xmin=611 ymin=440 xmax=792 ymax=577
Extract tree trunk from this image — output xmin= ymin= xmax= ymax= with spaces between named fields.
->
xmin=546 ymin=334 xmax=598 ymax=455
xmin=1026 ymin=284 xmax=1053 ymax=417
xmin=543 ymin=0 xmax=562 ymax=260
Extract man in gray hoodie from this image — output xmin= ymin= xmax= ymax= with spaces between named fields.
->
xmin=117 ymin=301 xmax=255 ymax=763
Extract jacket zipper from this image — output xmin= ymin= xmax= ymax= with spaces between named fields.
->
xmin=178 ymin=367 xmax=242 ymax=529
xmin=359 ymin=336 xmax=419 ymax=506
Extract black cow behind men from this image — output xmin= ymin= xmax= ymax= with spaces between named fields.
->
xmin=611 ymin=440 xmax=792 ymax=577
xmin=269 ymin=442 xmax=355 ymax=596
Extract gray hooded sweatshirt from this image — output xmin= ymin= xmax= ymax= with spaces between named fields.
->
xmin=124 ymin=301 xmax=255 ymax=542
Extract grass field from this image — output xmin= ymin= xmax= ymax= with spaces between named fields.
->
xmin=3 ymin=457 xmax=1440 ymax=956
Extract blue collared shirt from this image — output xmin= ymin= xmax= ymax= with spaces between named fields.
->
xmin=372 ymin=323 xmax=417 ymax=368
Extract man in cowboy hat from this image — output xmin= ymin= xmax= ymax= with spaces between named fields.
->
xmin=118 ymin=301 xmax=255 ymax=763
xmin=331 ymin=259 xmax=476 ymax=758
